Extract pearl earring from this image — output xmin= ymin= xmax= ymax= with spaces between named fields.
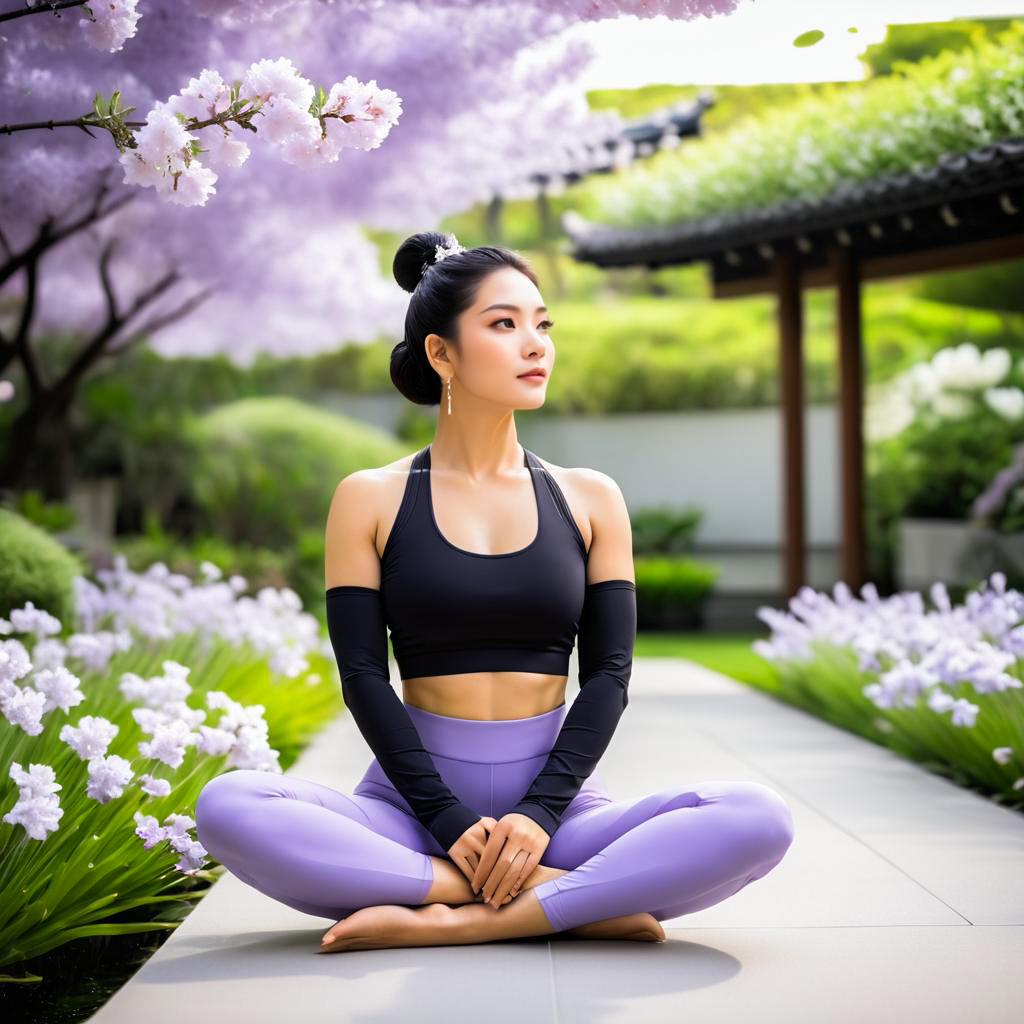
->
xmin=447 ymin=377 xmax=452 ymax=415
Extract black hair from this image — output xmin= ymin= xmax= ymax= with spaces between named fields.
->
xmin=389 ymin=230 xmax=540 ymax=405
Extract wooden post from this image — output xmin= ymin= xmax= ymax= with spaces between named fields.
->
xmin=775 ymin=245 xmax=806 ymax=598
xmin=484 ymin=195 xmax=503 ymax=244
xmin=832 ymin=245 xmax=866 ymax=591
xmin=535 ymin=187 xmax=564 ymax=294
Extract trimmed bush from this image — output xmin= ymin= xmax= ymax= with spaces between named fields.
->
xmin=0 ymin=507 xmax=84 ymax=623
xmin=186 ymin=396 xmax=407 ymax=549
xmin=634 ymin=555 xmax=720 ymax=630
xmin=631 ymin=505 xmax=702 ymax=555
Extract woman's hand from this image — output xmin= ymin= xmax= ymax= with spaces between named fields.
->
xmin=471 ymin=812 xmax=550 ymax=909
xmin=447 ymin=816 xmax=499 ymax=886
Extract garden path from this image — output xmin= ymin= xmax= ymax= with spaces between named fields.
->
xmin=88 ymin=655 xmax=1024 ymax=1023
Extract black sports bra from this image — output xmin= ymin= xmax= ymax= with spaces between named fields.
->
xmin=379 ymin=443 xmax=588 ymax=680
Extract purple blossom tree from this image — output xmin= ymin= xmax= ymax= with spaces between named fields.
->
xmin=0 ymin=0 xmax=739 ymax=490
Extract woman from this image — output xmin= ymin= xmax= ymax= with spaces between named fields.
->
xmin=194 ymin=231 xmax=795 ymax=954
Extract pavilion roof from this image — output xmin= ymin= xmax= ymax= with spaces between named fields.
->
xmin=562 ymin=137 xmax=1024 ymax=283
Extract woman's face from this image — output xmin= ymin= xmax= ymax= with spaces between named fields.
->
xmin=431 ymin=266 xmax=554 ymax=411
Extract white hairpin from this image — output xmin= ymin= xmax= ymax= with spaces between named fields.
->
xmin=433 ymin=236 xmax=466 ymax=263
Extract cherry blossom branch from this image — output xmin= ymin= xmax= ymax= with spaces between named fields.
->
xmin=0 ymin=96 xmax=372 ymax=139
xmin=1 ymin=60 xmax=402 ymax=206
xmin=1 ymin=0 xmax=141 ymax=51
xmin=0 ymin=0 xmax=87 ymax=24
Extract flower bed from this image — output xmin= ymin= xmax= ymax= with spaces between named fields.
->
xmin=755 ymin=571 xmax=1023 ymax=803
xmin=1 ymin=557 xmax=342 ymax=981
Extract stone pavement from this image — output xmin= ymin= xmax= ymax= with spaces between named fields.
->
xmin=88 ymin=657 xmax=1024 ymax=1023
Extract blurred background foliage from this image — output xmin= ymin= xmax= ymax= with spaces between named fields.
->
xmin=3 ymin=15 xmax=1023 ymax=626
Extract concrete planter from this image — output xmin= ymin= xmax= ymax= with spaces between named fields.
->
xmin=897 ymin=517 xmax=1024 ymax=592
xmin=61 ymin=476 xmax=120 ymax=565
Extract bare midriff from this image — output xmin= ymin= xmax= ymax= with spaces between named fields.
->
xmin=401 ymin=672 xmax=568 ymax=721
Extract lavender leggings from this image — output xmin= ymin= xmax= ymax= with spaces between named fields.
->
xmin=194 ymin=701 xmax=795 ymax=933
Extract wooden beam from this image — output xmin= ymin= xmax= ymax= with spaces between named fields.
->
xmin=712 ymin=231 xmax=1024 ymax=298
xmin=484 ymin=195 xmax=503 ymax=244
xmin=832 ymin=245 xmax=866 ymax=591
xmin=775 ymin=245 xmax=806 ymax=598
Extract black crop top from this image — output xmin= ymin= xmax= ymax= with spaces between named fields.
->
xmin=381 ymin=443 xmax=587 ymax=678
xmin=325 ymin=443 xmax=636 ymax=852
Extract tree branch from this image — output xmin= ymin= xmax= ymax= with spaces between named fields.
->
xmin=0 ymin=1 xmax=88 ymax=25
xmin=103 ymin=284 xmax=217 ymax=361
xmin=0 ymin=173 xmax=136 ymax=290
xmin=54 ymin=263 xmax=182 ymax=402
xmin=13 ymin=253 xmax=44 ymax=398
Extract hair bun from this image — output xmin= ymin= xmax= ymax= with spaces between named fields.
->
xmin=392 ymin=231 xmax=461 ymax=293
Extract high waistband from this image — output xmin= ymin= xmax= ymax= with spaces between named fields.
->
xmin=403 ymin=701 xmax=568 ymax=763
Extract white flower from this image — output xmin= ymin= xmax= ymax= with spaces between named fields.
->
xmin=931 ymin=390 xmax=973 ymax=420
xmin=949 ymin=697 xmax=980 ymax=728
xmin=1 ymin=684 xmax=47 ymax=735
xmin=983 ymin=386 xmax=1024 ymax=421
xmin=79 ymin=0 xmax=141 ymax=53
xmin=174 ymin=838 xmax=209 ymax=874
xmin=66 ymin=630 xmax=132 ymax=673
xmin=8 ymin=761 xmax=62 ymax=800
xmin=199 ymin=561 xmax=223 ymax=582
xmin=137 ymin=718 xmax=198 ymax=768
xmin=60 ymin=715 xmax=119 ymax=760
xmin=0 ymin=639 xmax=33 ymax=686
xmin=228 ymin=726 xmax=282 ymax=773
xmin=2 ymin=794 xmax=63 ymax=840
xmin=86 ymin=754 xmax=135 ymax=803
xmin=119 ymin=661 xmax=192 ymax=707
xmin=133 ymin=811 xmax=169 ymax=849
xmin=30 ymin=637 xmax=68 ymax=671
xmin=30 ymin=665 xmax=84 ymax=714
xmin=195 ymin=725 xmax=238 ymax=757
xmin=9 ymin=602 xmax=62 ymax=641
xmin=138 ymin=773 xmax=172 ymax=798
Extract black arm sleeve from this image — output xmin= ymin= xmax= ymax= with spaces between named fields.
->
xmin=509 ymin=579 xmax=636 ymax=836
xmin=325 ymin=585 xmax=482 ymax=853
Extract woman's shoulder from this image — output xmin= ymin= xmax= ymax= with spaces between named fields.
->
xmin=531 ymin=453 xmax=623 ymax=504
xmin=530 ymin=453 xmax=627 ymax=549
xmin=332 ymin=449 xmax=418 ymax=498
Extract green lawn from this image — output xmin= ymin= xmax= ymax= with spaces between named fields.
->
xmin=635 ymin=631 xmax=780 ymax=694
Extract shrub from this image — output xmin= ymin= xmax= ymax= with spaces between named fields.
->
xmin=0 ymin=508 xmax=84 ymax=624
xmin=634 ymin=555 xmax=720 ymax=630
xmin=186 ymin=396 xmax=406 ymax=549
xmin=631 ymin=505 xmax=702 ymax=555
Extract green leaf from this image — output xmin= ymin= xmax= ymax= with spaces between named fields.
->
xmin=793 ymin=29 xmax=825 ymax=48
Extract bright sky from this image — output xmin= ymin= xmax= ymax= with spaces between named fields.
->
xmin=567 ymin=0 xmax=1024 ymax=88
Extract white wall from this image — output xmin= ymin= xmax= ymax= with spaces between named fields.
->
xmin=519 ymin=405 xmax=843 ymax=593
xmin=518 ymin=405 xmax=839 ymax=542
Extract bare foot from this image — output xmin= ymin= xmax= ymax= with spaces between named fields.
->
xmin=320 ymin=864 xmax=666 ymax=952
xmin=320 ymin=891 xmax=557 ymax=952
xmin=320 ymin=903 xmax=460 ymax=952
xmin=564 ymin=912 xmax=665 ymax=942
